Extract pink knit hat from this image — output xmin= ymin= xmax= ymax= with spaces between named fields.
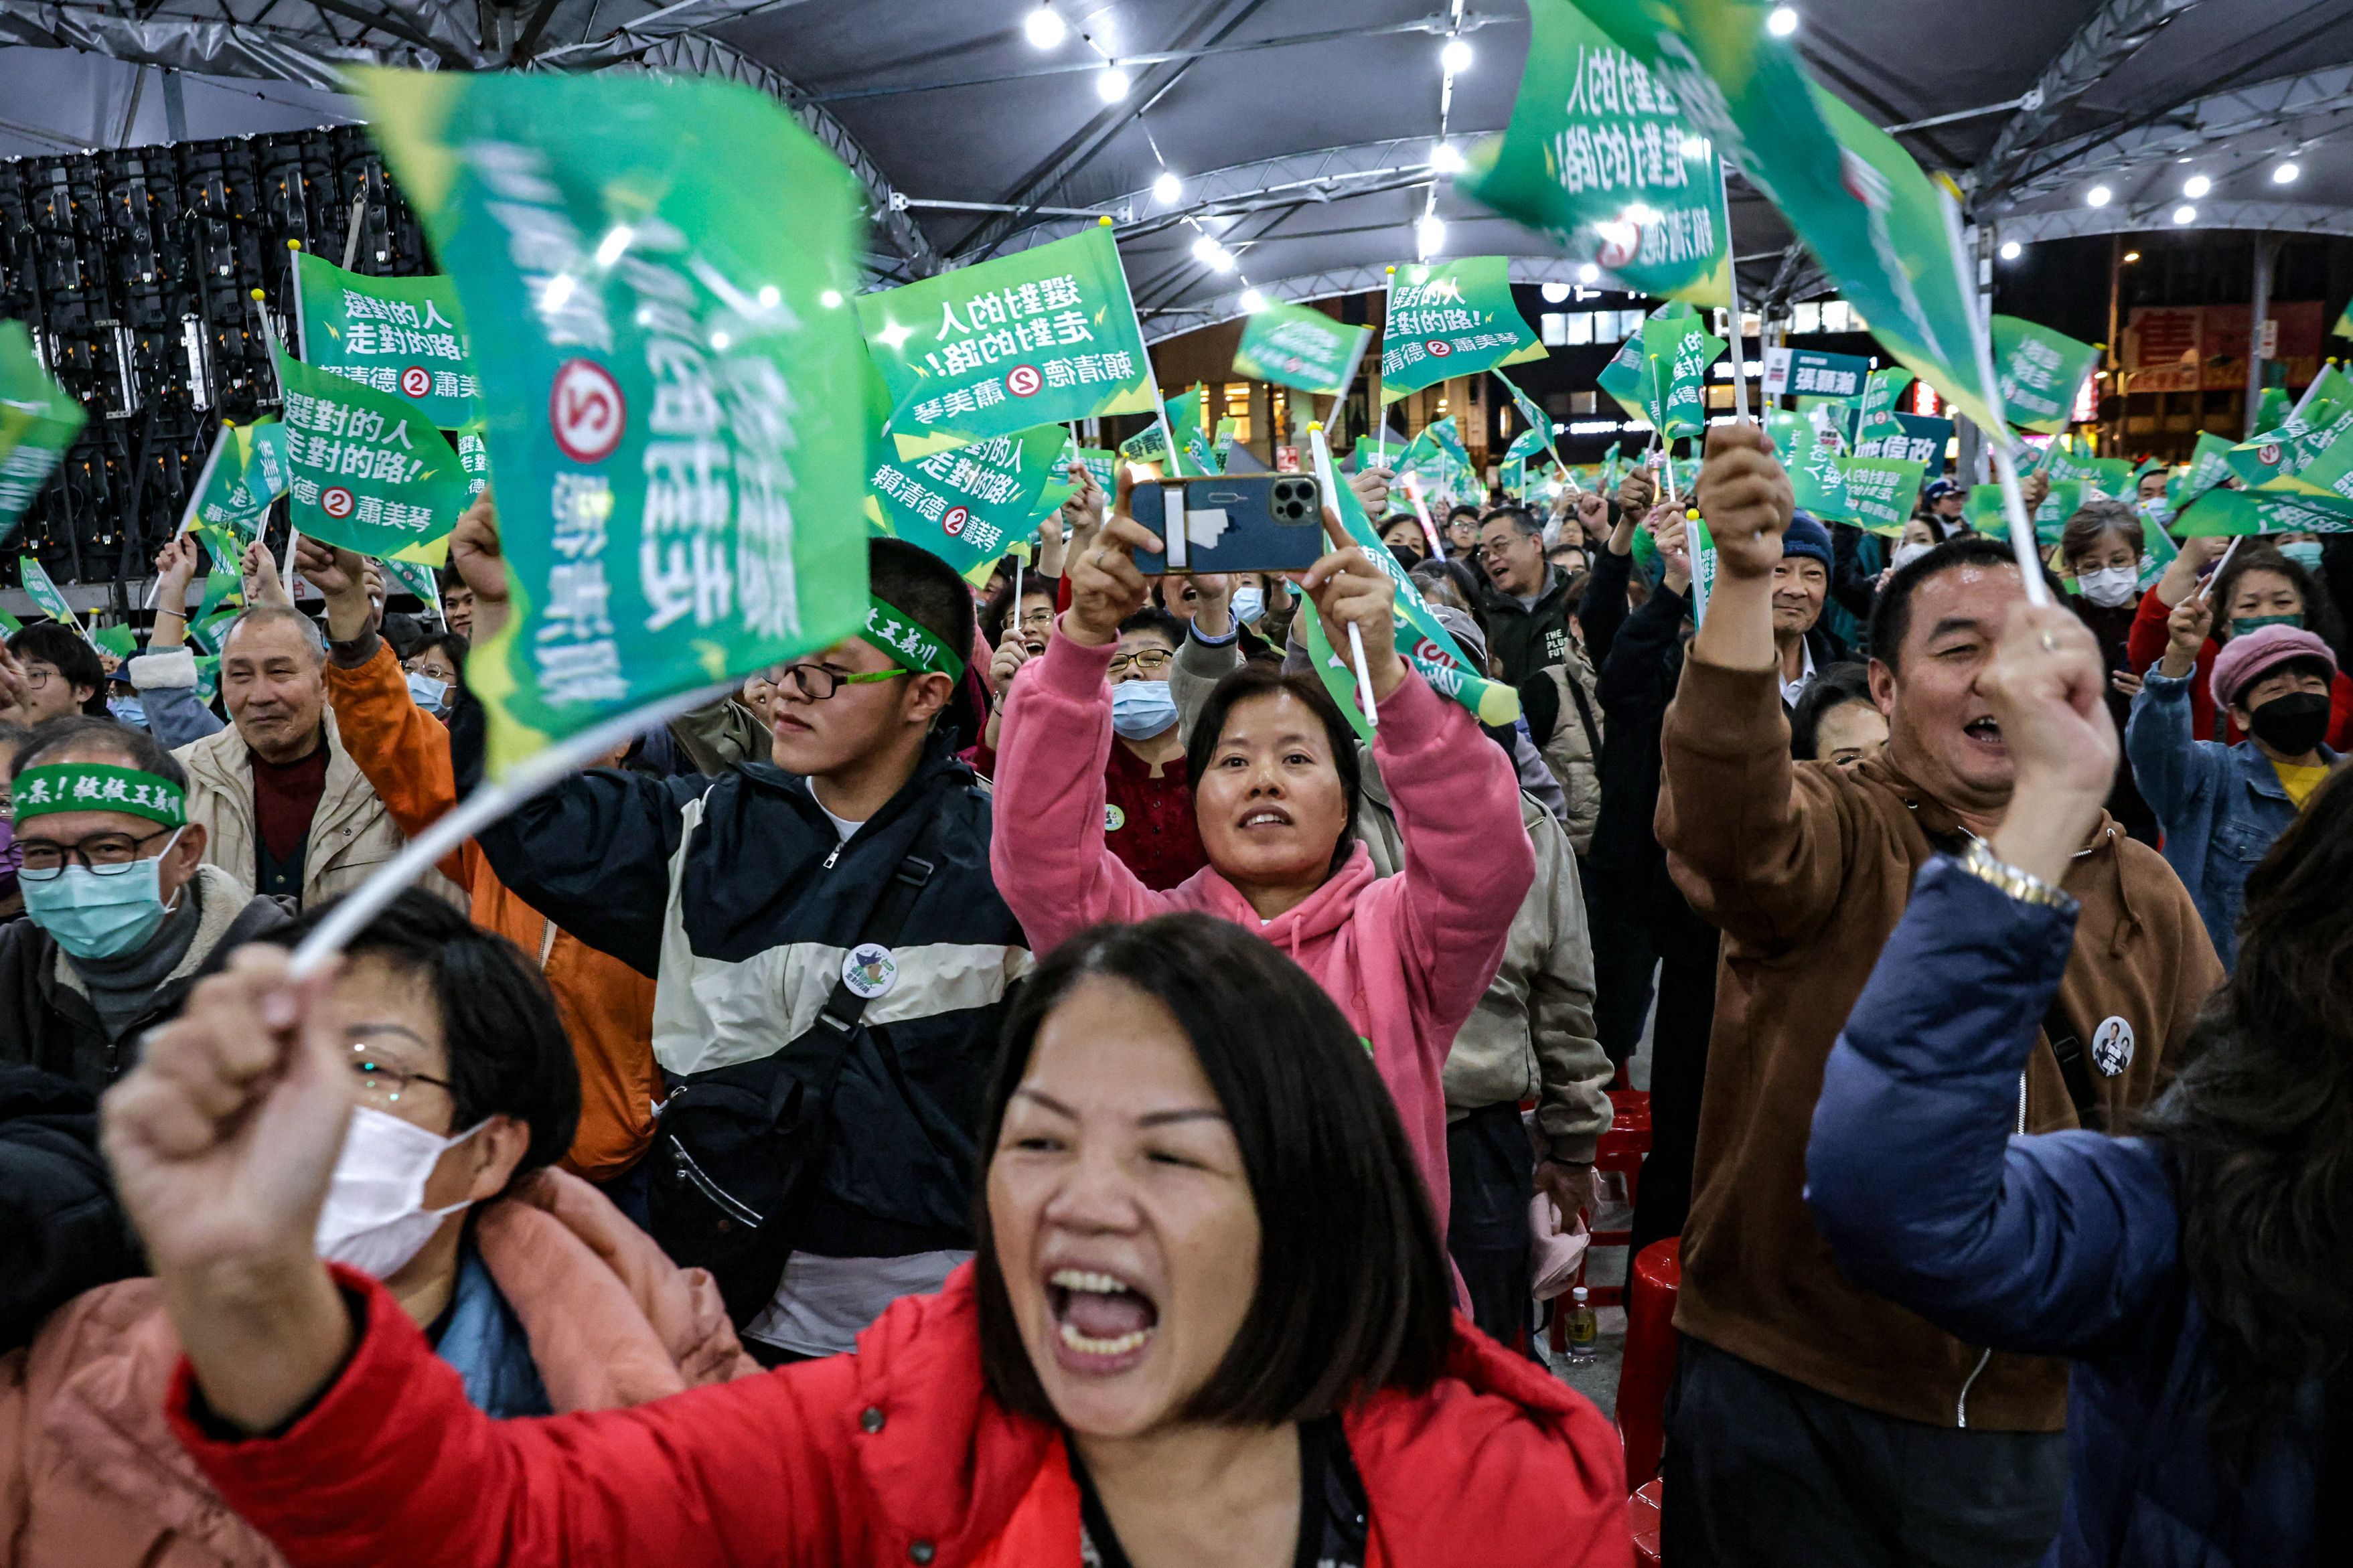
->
xmin=2210 ymin=623 xmax=2337 ymax=711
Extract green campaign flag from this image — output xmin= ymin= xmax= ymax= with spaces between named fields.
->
xmin=379 ymin=554 xmax=439 ymax=604
xmin=1379 ymin=258 xmax=1542 ymax=402
xmin=1787 ymin=439 xmax=1850 ymax=522
xmin=188 ymin=420 xmax=292 ymax=537
xmin=1307 ymin=428 xmax=1521 ymax=728
xmin=1121 ymin=386 xmax=1204 ymax=468
xmin=868 ymin=423 xmax=1063 ymax=584
xmin=92 ymin=621 xmax=135 ymax=658
xmin=2175 ymin=487 xmax=2353 ymax=536
xmin=860 ymin=222 xmax=1156 ymax=460
xmin=1578 ymin=0 xmax=2001 ymax=435
xmin=1497 ymin=372 xmax=1564 ymax=469
xmin=291 ymin=249 xmax=477 ymax=428
xmin=1841 ymin=456 xmax=1928 ymax=536
xmin=1598 ymin=329 xmax=1659 ymax=427
xmin=454 ymin=417 xmax=491 ymax=499
xmin=192 ymin=654 xmax=221 ymax=706
xmin=1688 ymin=518 xmax=1720 ymax=626
xmin=1964 ymin=484 xmax=2007 ymax=533
xmin=1231 ymin=299 xmax=1371 ymax=396
xmin=0 ymin=321 xmax=86 ymax=543
xmin=1501 ymin=424 xmax=1551 ymax=494
xmin=1457 ymin=0 xmax=1730 ymax=307
xmin=1765 ymin=406 xmax=1811 ymax=465
xmin=0 ymin=606 xmax=17 ymax=634
xmin=355 ymin=66 xmax=872 ymax=777
xmin=2226 ymin=399 xmax=2353 ymax=514
xmin=1210 ymin=417 xmax=1240 ymax=473
xmin=17 ymin=555 xmax=79 ymax=631
xmin=187 ymin=608 xmax=240 ymax=657
xmin=1642 ymin=311 xmax=1724 ymax=438
xmin=2135 ymin=501 xmax=2180 ymax=589
xmin=275 ymin=348 xmax=471 ymax=558
xmin=2173 ymin=431 xmax=2238 ymax=509
xmin=2249 ymin=386 xmax=2290 ymax=435
xmin=1076 ymin=447 xmax=1117 ymax=495
xmin=1855 ymin=368 xmax=1913 ymax=443
xmin=2336 ymin=303 xmax=2353 ymax=338
xmin=2080 ymin=457 xmax=2137 ymax=500
xmin=1990 ymin=316 xmax=2099 ymax=435
xmin=196 ymin=567 xmax=244 ymax=625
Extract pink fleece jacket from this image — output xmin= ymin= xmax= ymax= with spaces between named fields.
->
xmin=990 ymin=632 xmax=1535 ymax=1223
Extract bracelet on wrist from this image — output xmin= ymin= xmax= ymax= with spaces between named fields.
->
xmin=1957 ymin=837 xmax=2079 ymax=913
xmin=155 ymin=606 xmax=186 ymax=623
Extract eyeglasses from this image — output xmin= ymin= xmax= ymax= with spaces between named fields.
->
xmin=9 ymin=825 xmax=177 ymax=880
xmin=1477 ymin=542 xmax=1520 ymax=561
xmin=348 ymin=1044 xmax=456 ymax=1107
xmin=1106 ymin=648 xmax=1174 ymax=677
xmin=1016 ymin=608 xmax=1057 ymax=631
xmin=19 ymin=666 xmax=56 ymax=689
xmin=768 ymin=661 xmax=906 ymax=701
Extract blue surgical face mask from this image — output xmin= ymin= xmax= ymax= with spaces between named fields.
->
xmin=107 ymin=697 xmax=147 ymax=730
xmin=2277 ymin=540 xmax=2324 ymax=574
xmin=21 ymin=828 xmax=185 ymax=960
xmin=1110 ymin=678 xmax=1178 ymax=740
xmin=1231 ymin=586 xmax=1266 ymax=626
xmin=406 ymin=671 xmax=450 ymax=713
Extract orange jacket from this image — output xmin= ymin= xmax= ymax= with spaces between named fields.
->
xmin=323 ymin=643 xmax=660 ymax=1180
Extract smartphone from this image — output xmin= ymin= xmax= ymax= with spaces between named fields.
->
xmin=1129 ymin=475 xmax=1325 ymax=576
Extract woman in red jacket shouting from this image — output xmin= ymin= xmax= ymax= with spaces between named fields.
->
xmin=107 ymin=913 xmax=1628 ymax=1568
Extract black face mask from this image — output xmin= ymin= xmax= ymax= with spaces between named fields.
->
xmin=2246 ymin=690 xmax=2331 ymax=757
xmin=1388 ymin=542 xmax=1425 ymax=572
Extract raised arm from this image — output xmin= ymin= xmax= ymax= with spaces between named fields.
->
xmin=104 ymin=950 xmax=863 ymax=1568
xmin=990 ymin=483 xmax=1178 ymax=951
xmin=1807 ymin=603 xmax=2178 ymax=1357
xmin=1654 ymin=429 xmax=1851 ymax=949
xmin=2123 ymin=593 xmax=2223 ymax=822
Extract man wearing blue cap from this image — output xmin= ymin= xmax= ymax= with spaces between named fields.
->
xmin=1771 ymin=513 xmax=1847 ymax=714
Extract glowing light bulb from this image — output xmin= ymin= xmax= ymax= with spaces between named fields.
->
xmin=1239 ymin=288 xmax=1268 ymax=312
xmin=1541 ymin=281 xmax=1572 ymax=303
xmin=2085 ymin=184 xmax=2111 ymax=208
xmin=1152 ymin=171 xmax=1181 ymax=204
xmin=1440 ymin=37 xmax=1473 ymax=72
xmin=1097 ymin=65 xmax=1131 ymax=102
xmin=2182 ymin=174 xmax=2211 ymax=198
xmin=2173 ymin=204 xmax=2197 ymax=224
xmin=1023 ymin=6 xmax=1066 ymax=48
xmin=1430 ymin=143 xmax=1466 ymax=175
xmin=2273 ymin=161 xmax=2301 ymax=185
xmin=1999 ymin=240 xmax=2022 ymax=260
xmin=1767 ymin=6 xmax=1799 ymax=36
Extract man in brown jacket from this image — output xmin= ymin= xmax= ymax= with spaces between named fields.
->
xmin=1655 ymin=424 xmax=2222 ymax=1567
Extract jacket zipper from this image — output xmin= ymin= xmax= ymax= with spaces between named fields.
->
xmin=1957 ymin=1069 xmax=2032 ymax=1429
xmin=822 ymin=840 xmax=844 ymax=870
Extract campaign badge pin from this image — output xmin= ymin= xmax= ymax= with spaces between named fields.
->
xmin=1104 ymin=803 xmax=1126 ymax=832
xmin=2091 ymin=1016 xmax=2135 ymax=1077
xmin=842 ymin=942 xmax=898 ymax=1000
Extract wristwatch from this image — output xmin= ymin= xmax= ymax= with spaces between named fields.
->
xmin=1956 ymin=837 xmax=2078 ymax=913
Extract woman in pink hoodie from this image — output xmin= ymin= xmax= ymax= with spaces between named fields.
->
xmin=989 ymin=489 xmax=1535 ymax=1223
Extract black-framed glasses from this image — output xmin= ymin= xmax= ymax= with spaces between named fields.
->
xmin=349 ymin=1045 xmax=457 ymax=1107
xmin=9 ymin=824 xmax=177 ymax=880
xmin=769 ymin=661 xmax=906 ymax=701
xmin=1107 ymin=648 xmax=1174 ymax=677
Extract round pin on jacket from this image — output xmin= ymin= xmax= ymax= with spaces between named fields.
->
xmin=2091 ymin=1016 xmax=2135 ymax=1077
xmin=842 ymin=943 xmax=899 ymax=1000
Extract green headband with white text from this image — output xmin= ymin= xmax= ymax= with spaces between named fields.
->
xmin=11 ymin=763 xmax=187 ymax=828
xmin=863 ymin=597 xmax=967 ymax=683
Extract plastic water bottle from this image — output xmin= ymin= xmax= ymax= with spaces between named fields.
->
xmin=1564 ymin=1285 xmax=1598 ymax=1364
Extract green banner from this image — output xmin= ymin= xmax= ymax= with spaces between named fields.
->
xmin=1788 ymin=438 xmax=1850 ymax=522
xmin=2228 ymin=397 xmax=2353 ymax=515
xmin=1231 ymin=299 xmax=1371 ymax=395
xmin=1497 ymin=371 xmax=1564 ymax=470
xmin=92 ymin=621 xmax=136 ymax=659
xmin=2174 ymin=487 xmax=2353 ymax=537
xmin=17 ymin=554 xmax=79 ymax=631
xmin=378 ymin=554 xmax=439 ymax=605
xmin=868 ymin=423 xmax=1062 ymax=582
xmin=275 ymin=348 xmax=470 ymax=558
xmin=1075 ymin=445 xmax=1117 ymax=495
xmin=1643 ymin=311 xmax=1724 ymax=438
xmin=860 ymin=222 xmax=1157 ymax=461
xmin=1457 ymin=0 xmax=1731 ymax=307
xmin=1855 ymin=368 xmax=1912 ymax=444
xmin=1579 ymin=0 xmax=2001 ymax=435
xmin=1598 ymin=327 xmax=1659 ymax=428
xmin=356 ymin=66 xmax=872 ymax=777
xmin=1379 ymin=257 xmax=1542 ymax=401
xmin=2136 ymin=501 xmax=2180 ymax=589
xmin=1842 ymin=455 xmax=1927 ymax=536
xmin=1855 ymin=410 xmax=1950 ymax=468
xmin=291 ymin=249 xmax=477 ymax=428
xmin=1990 ymin=316 xmax=2098 ymax=435
xmin=0 ymin=321 xmax=86 ymax=543
xmin=190 ymin=420 xmax=291 ymax=536
xmin=1309 ymin=428 xmax=1520 ymax=727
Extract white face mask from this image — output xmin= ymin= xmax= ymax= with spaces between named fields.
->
xmin=313 ymin=1105 xmax=489 ymax=1279
xmin=2075 ymin=564 xmax=2140 ymax=608
xmin=1891 ymin=541 xmax=1932 ymax=570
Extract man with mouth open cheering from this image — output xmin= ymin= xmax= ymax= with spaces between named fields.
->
xmin=1650 ymin=423 xmax=2222 ymax=1568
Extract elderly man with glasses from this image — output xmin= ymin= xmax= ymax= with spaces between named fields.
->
xmin=0 ymin=716 xmax=285 ymax=1092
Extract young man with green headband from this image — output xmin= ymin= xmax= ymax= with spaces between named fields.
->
xmin=0 ymin=717 xmax=286 ymax=1091
xmin=443 ymin=503 xmax=1031 ymax=1364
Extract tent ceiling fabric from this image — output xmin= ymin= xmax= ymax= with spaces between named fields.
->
xmin=2 ymin=0 xmax=2350 ymax=315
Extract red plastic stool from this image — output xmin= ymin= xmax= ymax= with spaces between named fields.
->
xmin=1629 ymin=1478 xmax=1663 ymax=1567
xmin=1615 ymin=1238 xmax=1682 ymax=1487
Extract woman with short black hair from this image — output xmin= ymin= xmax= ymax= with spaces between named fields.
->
xmin=108 ymin=911 xmax=1626 ymax=1567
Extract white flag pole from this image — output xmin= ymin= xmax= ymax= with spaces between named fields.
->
xmin=145 ymin=421 xmax=233 ymax=608
xmin=1941 ymin=190 xmax=2051 ymax=608
xmin=1377 ymin=267 xmax=1397 ymax=467
xmin=289 ymin=679 xmax=733 ymax=978
xmin=2195 ymin=534 xmax=2244 ymax=602
xmin=1326 ymin=321 xmax=1373 ymax=455
xmin=1306 ymin=424 xmax=1381 ymax=730
xmin=1720 ymin=159 xmax=1751 ymax=424
xmin=1401 ymin=469 xmax=1445 ymax=560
